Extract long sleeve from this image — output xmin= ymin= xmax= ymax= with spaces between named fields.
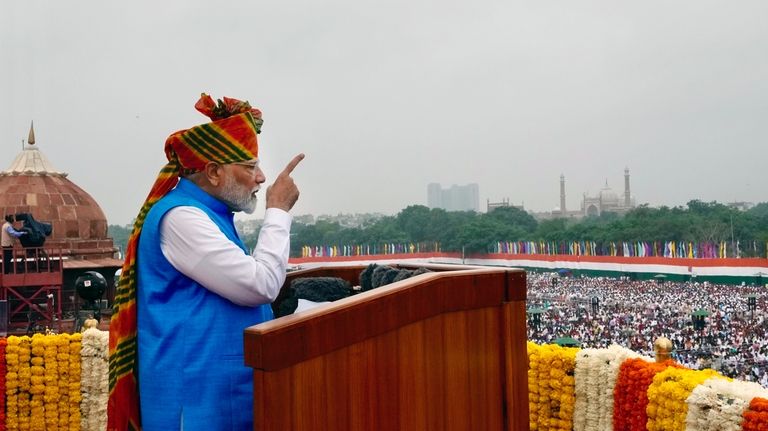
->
xmin=159 ymin=206 xmax=292 ymax=306
xmin=5 ymin=225 xmax=25 ymax=238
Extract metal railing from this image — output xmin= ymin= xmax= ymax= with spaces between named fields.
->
xmin=0 ymin=247 xmax=63 ymax=333
xmin=2 ymin=246 xmax=63 ymax=276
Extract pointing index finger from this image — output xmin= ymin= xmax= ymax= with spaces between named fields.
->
xmin=280 ymin=153 xmax=305 ymax=176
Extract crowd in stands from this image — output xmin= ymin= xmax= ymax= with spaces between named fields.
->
xmin=527 ymin=273 xmax=768 ymax=387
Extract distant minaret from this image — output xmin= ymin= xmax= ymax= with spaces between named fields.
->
xmin=560 ymin=174 xmax=567 ymax=216
xmin=624 ymin=167 xmax=631 ymax=207
xmin=28 ymin=121 xmax=36 ymax=145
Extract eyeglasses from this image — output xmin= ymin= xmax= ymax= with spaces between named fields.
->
xmin=228 ymin=161 xmax=261 ymax=175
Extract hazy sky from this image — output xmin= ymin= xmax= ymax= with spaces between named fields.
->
xmin=2 ymin=1 xmax=767 ymax=225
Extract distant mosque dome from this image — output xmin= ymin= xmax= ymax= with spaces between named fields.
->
xmin=0 ymin=122 xmax=117 ymax=260
xmin=557 ymin=169 xmax=635 ymax=219
xmin=599 ymin=181 xmax=619 ymax=205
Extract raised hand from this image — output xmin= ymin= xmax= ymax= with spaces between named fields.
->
xmin=266 ymin=153 xmax=304 ymax=211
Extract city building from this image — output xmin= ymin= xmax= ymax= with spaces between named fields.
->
xmin=486 ymin=198 xmax=524 ymax=213
xmin=427 ymin=183 xmax=479 ymax=212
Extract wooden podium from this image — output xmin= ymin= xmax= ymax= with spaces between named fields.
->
xmin=244 ymin=264 xmax=529 ymax=431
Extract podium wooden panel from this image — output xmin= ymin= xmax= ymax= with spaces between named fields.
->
xmin=244 ymin=264 xmax=529 ymax=431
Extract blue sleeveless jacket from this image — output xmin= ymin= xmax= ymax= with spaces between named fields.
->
xmin=137 ymin=179 xmax=273 ymax=430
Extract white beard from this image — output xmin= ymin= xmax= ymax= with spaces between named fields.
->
xmin=218 ymin=175 xmax=259 ymax=214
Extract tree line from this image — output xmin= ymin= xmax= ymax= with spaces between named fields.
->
xmin=288 ymin=200 xmax=768 ymax=257
xmin=108 ymin=200 xmax=768 ymax=258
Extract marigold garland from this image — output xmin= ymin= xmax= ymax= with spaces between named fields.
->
xmin=0 ymin=338 xmax=8 ymax=431
xmin=6 ymin=337 xmax=20 ymax=431
xmin=56 ymin=334 xmax=70 ymax=429
xmin=43 ymin=335 xmax=59 ymax=431
xmin=29 ymin=334 xmax=45 ymax=431
xmin=645 ymin=367 xmax=722 ymax=431
xmin=0 ymin=337 xmax=9 ymax=431
xmin=528 ymin=342 xmax=578 ymax=430
xmin=17 ymin=336 xmax=31 ymax=431
xmin=612 ymin=358 xmax=682 ymax=431
xmin=742 ymin=397 xmax=768 ymax=430
xmin=0 ymin=334 xmax=94 ymax=431
xmin=68 ymin=333 xmax=82 ymax=430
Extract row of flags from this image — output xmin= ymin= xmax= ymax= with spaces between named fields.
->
xmin=299 ymin=241 xmax=768 ymax=259
xmin=300 ymin=242 xmax=441 ymax=258
xmin=491 ymin=241 xmax=768 ymax=258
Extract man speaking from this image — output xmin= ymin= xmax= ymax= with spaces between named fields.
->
xmin=108 ymin=94 xmax=303 ymax=430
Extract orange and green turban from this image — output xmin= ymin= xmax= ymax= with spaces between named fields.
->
xmin=108 ymin=93 xmax=263 ymax=430
xmin=167 ymin=94 xmax=263 ymax=173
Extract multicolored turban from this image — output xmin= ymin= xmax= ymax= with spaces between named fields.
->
xmin=108 ymin=93 xmax=263 ymax=430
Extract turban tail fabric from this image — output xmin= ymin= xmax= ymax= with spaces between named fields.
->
xmin=108 ymin=94 xmax=262 ymax=430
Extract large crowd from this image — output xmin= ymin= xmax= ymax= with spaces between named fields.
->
xmin=526 ymin=273 xmax=768 ymax=387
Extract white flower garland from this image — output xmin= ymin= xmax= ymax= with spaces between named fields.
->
xmin=573 ymin=348 xmax=598 ymax=431
xmin=685 ymin=377 xmax=768 ymax=431
xmin=601 ymin=345 xmax=649 ymax=430
xmin=573 ymin=344 xmax=648 ymax=431
xmin=80 ymin=328 xmax=109 ymax=431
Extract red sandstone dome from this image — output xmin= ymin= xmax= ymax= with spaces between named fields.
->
xmin=0 ymin=124 xmax=118 ymax=261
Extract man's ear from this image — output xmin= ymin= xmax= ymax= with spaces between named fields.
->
xmin=203 ymin=162 xmax=223 ymax=187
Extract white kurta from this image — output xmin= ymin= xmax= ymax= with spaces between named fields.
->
xmin=159 ymin=206 xmax=292 ymax=306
